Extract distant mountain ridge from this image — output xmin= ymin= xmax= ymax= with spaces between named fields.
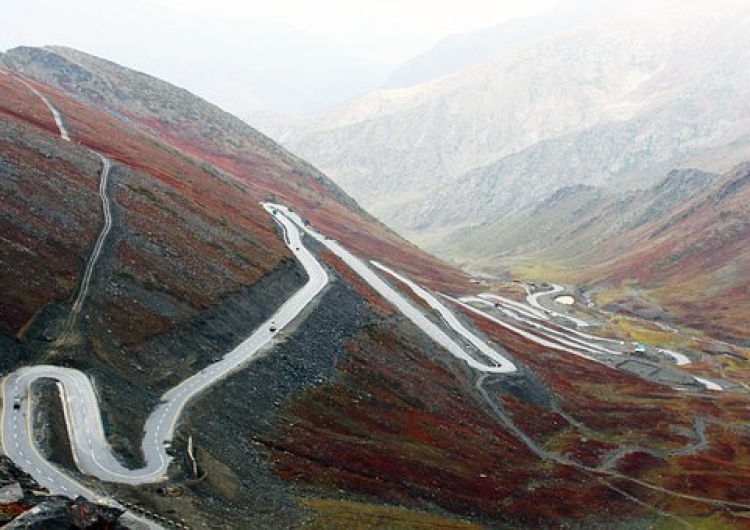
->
xmin=254 ymin=6 xmax=750 ymax=248
xmin=3 ymin=42 xmax=750 ymax=530
xmin=439 ymin=161 xmax=750 ymax=344
xmin=385 ymin=0 xmax=617 ymax=88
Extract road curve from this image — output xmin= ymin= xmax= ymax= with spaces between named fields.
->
xmin=459 ymin=296 xmax=622 ymax=357
xmin=2 ymin=200 xmax=518 ymax=501
xmin=265 ymin=204 xmax=516 ymax=374
xmin=447 ymin=296 xmax=607 ymax=364
xmin=1 ymin=208 xmax=328 ymax=494
xmin=526 ymin=283 xmax=590 ymax=327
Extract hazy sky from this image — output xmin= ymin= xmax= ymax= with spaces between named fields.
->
xmin=3 ymin=0 xmax=741 ymax=113
xmin=0 ymin=0 xmax=560 ymax=112
xmin=147 ymin=0 xmax=559 ymax=61
xmin=1 ymin=0 xmax=558 ymax=63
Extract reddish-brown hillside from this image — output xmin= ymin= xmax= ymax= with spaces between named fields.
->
xmin=588 ymin=164 xmax=750 ymax=344
xmin=2 ymin=47 xmax=749 ymax=529
xmin=0 ymin=71 xmax=290 ymax=347
xmin=0 ymin=80 xmax=100 ymax=336
xmin=1 ymin=46 xmax=469 ymax=293
xmin=0 ymin=48 xmax=480 ymax=527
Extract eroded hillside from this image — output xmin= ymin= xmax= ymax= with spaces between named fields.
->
xmin=1 ymin=48 xmax=749 ymax=530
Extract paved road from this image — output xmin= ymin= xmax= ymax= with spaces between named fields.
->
xmin=459 ymin=296 xmax=623 ymax=357
xmin=1 ymin=208 xmax=327 ymax=497
xmin=658 ymin=348 xmax=691 ymax=366
xmin=266 ymin=204 xmax=516 ymax=374
xmin=451 ymin=296 xmax=608 ymax=365
xmin=72 ymin=154 xmax=113 ymax=314
xmin=525 ymin=283 xmax=590 ymax=327
xmin=479 ymin=293 xmax=548 ymax=321
xmin=459 ymin=292 xmax=724 ymax=391
xmin=51 ymin=154 xmax=114 ymax=352
xmin=2 ymin=201 xmax=518 ymax=499
xmin=0 ymin=196 xmax=724 ymax=530
xmin=7 ymin=78 xmax=168 ymax=527
xmin=372 ymin=262 xmax=516 ymax=372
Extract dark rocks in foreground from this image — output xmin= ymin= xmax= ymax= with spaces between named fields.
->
xmin=0 ymin=456 xmax=123 ymax=529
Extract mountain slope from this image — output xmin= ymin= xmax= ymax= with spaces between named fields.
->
xmin=444 ymin=164 xmax=750 ymax=345
xmin=587 ymin=164 xmax=750 ymax=345
xmin=1 ymin=46 xmax=466 ymax=289
xmin=2 ymin=47 xmax=750 ymax=529
xmin=255 ymin=6 xmax=750 ymax=245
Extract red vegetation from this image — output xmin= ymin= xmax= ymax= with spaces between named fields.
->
xmin=266 ymin=326 xmax=542 ymax=518
xmin=320 ymin=250 xmax=394 ymax=316
xmin=263 ymin=320 xmax=686 ymax=523
xmin=0 ymin=72 xmax=59 ymax=135
xmin=118 ymin=104 xmax=473 ymax=296
xmin=0 ymin=75 xmax=295 ymax=346
xmin=588 ymin=164 xmax=750 ymax=343
xmin=459 ymin=302 xmax=750 ymax=518
xmin=0 ymin=78 xmax=101 ymax=335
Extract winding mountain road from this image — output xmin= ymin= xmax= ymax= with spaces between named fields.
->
xmin=525 ymin=283 xmax=590 ymax=327
xmin=458 ymin=296 xmax=623 ymax=357
xmin=1 ymin=209 xmax=328 ymax=494
xmin=3 ymin=202 xmax=518 ymax=503
xmin=268 ymin=204 xmax=516 ymax=374
xmin=8 ymin=71 xmax=731 ymax=527
xmin=371 ymin=262 xmax=516 ymax=372
xmin=457 ymin=293 xmax=723 ymax=391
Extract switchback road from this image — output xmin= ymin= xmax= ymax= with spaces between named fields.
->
xmin=267 ymin=204 xmax=516 ymax=374
xmin=1 ymin=208 xmax=327 ymax=501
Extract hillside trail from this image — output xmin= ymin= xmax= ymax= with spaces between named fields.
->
xmin=10 ymin=73 xmax=116 ymax=359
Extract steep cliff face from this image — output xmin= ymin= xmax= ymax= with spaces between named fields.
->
xmin=254 ymin=7 xmax=750 ymax=244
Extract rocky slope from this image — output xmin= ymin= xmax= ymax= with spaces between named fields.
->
xmin=2 ymin=47 xmax=750 ymax=529
xmin=384 ymin=0 xmax=614 ymax=88
xmin=0 ymin=49 xmax=466 ymax=526
xmin=444 ymin=163 xmax=750 ymax=345
xmin=254 ymin=5 xmax=750 ymax=246
xmin=0 ymin=456 xmax=123 ymax=528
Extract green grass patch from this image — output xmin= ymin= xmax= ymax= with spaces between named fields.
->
xmin=127 ymin=183 xmax=161 ymax=204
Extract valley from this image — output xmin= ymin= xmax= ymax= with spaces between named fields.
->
xmin=0 ymin=39 xmax=749 ymax=530
xmin=253 ymin=5 xmax=750 ymax=351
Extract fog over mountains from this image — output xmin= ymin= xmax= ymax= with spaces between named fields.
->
xmin=0 ymin=0 xmax=389 ymax=114
xmin=253 ymin=1 xmax=750 ymax=255
xmin=2 ymin=3 xmax=750 ymax=527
